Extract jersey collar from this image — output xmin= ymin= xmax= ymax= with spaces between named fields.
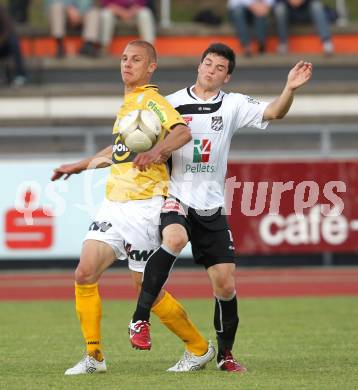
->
xmin=132 ymin=84 xmax=159 ymax=93
xmin=187 ymin=85 xmax=222 ymax=103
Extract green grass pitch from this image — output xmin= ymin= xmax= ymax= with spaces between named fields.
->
xmin=1 ymin=297 xmax=357 ymax=390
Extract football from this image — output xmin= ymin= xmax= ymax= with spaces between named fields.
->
xmin=119 ymin=109 xmax=162 ymax=153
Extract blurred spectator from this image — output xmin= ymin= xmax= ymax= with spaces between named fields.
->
xmin=45 ymin=0 xmax=101 ymax=58
xmin=274 ymin=0 xmax=334 ymax=55
xmin=8 ymin=0 xmax=31 ymax=24
xmin=100 ymin=0 xmax=156 ymax=55
xmin=228 ymin=0 xmax=273 ymax=56
xmin=0 ymin=5 xmax=27 ymax=87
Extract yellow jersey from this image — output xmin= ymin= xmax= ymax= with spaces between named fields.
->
xmin=106 ymin=85 xmax=186 ymax=201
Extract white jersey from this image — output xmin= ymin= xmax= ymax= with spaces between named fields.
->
xmin=166 ymin=86 xmax=269 ymax=210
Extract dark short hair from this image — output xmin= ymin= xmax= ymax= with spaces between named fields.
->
xmin=127 ymin=40 xmax=157 ymax=63
xmin=200 ymin=43 xmax=236 ymax=74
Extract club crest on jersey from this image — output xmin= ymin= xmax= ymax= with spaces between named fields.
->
xmin=211 ymin=116 xmax=223 ymax=132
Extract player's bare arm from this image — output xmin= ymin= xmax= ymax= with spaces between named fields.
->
xmin=263 ymin=61 xmax=313 ymax=121
xmin=133 ymin=124 xmax=192 ymax=171
xmin=51 ymin=145 xmax=113 ymax=181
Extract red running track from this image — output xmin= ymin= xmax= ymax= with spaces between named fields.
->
xmin=0 ymin=268 xmax=358 ymax=300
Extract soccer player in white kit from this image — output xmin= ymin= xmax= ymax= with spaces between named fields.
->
xmin=130 ymin=43 xmax=313 ymax=372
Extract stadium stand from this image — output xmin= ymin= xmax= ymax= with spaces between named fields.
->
xmin=14 ymin=20 xmax=358 ymax=57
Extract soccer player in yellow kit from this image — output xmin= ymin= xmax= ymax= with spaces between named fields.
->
xmin=52 ymin=40 xmax=215 ymax=375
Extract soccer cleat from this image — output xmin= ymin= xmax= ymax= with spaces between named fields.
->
xmin=129 ymin=320 xmax=151 ymax=350
xmin=64 ymin=354 xmax=107 ymax=375
xmin=167 ymin=341 xmax=216 ymax=372
xmin=217 ymin=351 xmax=247 ymax=373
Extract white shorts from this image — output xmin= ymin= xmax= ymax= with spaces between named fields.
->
xmin=84 ymin=196 xmax=163 ymax=272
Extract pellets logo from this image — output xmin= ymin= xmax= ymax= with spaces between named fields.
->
xmin=193 ymin=139 xmax=211 ymax=163
xmin=185 ymin=139 xmax=215 ymax=173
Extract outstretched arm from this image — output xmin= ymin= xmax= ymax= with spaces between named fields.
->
xmin=51 ymin=145 xmax=113 ymax=181
xmin=133 ymin=124 xmax=192 ymax=171
xmin=263 ymin=61 xmax=313 ymax=121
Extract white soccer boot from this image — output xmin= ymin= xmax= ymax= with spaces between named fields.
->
xmin=167 ymin=341 xmax=215 ymax=372
xmin=64 ymin=354 xmax=107 ymax=375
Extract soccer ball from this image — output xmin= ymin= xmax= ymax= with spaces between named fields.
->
xmin=119 ymin=109 xmax=162 ymax=153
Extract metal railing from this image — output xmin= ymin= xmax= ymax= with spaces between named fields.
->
xmin=0 ymin=123 xmax=357 ymax=160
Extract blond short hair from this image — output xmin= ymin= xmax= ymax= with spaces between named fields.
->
xmin=127 ymin=40 xmax=157 ymax=63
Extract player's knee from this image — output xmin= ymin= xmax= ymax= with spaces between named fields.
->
xmin=219 ymin=285 xmax=236 ymax=299
xmin=214 ymin=275 xmax=236 ymax=299
xmin=75 ymin=265 xmax=98 ymax=284
xmin=163 ymin=232 xmax=187 ymax=253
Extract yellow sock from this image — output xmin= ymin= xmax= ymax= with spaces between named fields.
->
xmin=75 ymin=283 xmax=103 ymax=361
xmin=151 ymin=291 xmax=208 ymax=356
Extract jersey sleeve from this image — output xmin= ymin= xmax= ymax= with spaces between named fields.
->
xmin=231 ymin=93 xmax=270 ymax=133
xmin=144 ymin=93 xmax=186 ymax=132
